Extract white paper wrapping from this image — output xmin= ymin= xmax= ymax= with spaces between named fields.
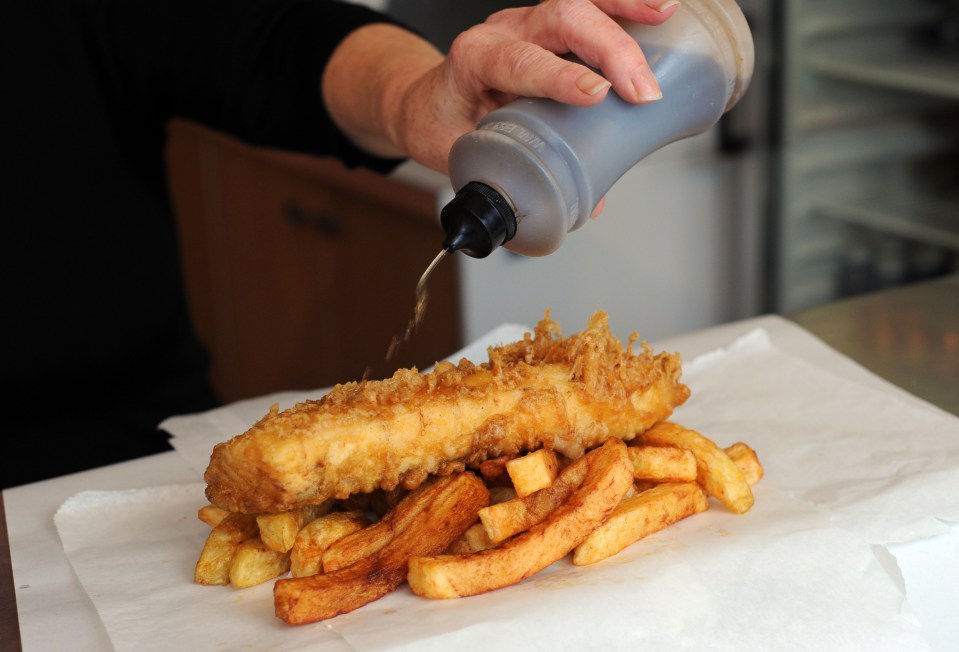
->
xmin=676 ymin=330 xmax=959 ymax=544
xmin=53 ymin=482 xmax=929 ymax=652
xmin=51 ymin=324 xmax=959 ymax=651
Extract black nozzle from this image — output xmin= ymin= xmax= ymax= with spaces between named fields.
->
xmin=440 ymin=182 xmax=516 ymax=258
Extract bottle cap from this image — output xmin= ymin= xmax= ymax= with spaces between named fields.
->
xmin=440 ymin=182 xmax=517 ymax=258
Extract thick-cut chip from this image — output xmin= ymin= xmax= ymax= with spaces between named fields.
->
xmin=572 ymin=482 xmax=709 ymax=566
xmin=506 ymin=448 xmax=560 ymax=497
xmin=627 ymin=445 xmax=697 ymax=482
xmin=368 ymin=487 xmax=409 ymax=517
xmin=195 ymin=512 xmax=259 ymax=585
xmin=230 ymin=537 xmax=292 ymax=588
xmin=724 ymin=442 xmax=764 ymax=486
xmin=257 ymin=502 xmax=332 ymax=553
xmin=478 ymin=455 xmax=515 ymax=487
xmin=290 ymin=511 xmax=370 ymax=578
xmin=478 ymin=454 xmax=590 ymax=544
xmin=641 ymin=422 xmax=754 ymax=514
xmin=447 ymin=522 xmax=496 ymax=554
xmin=198 ymin=504 xmax=231 ymax=528
xmin=488 ymin=486 xmax=518 ymax=505
xmin=322 ymin=478 xmax=450 ymax=573
xmin=407 ymin=439 xmax=632 ymax=599
xmin=274 ymin=472 xmax=489 ymax=624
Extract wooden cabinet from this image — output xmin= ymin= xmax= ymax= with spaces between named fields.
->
xmin=166 ymin=119 xmax=461 ymax=403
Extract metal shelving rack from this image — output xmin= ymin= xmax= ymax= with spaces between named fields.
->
xmin=771 ymin=0 xmax=959 ymax=311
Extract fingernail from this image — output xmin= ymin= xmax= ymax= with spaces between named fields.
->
xmin=633 ymin=77 xmax=663 ymax=102
xmin=577 ymin=72 xmax=612 ymax=96
xmin=646 ymin=0 xmax=680 ymax=11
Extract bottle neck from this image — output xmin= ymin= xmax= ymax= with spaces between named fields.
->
xmin=440 ymin=182 xmax=517 ymax=258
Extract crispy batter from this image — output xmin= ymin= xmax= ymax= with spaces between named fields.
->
xmin=204 ymin=310 xmax=690 ymax=514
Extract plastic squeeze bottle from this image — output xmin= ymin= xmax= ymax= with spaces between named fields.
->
xmin=438 ymin=0 xmax=755 ymax=258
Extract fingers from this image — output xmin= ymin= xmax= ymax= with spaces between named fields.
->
xmin=519 ymin=0 xmax=664 ymax=102
xmin=449 ymin=32 xmax=611 ymax=107
xmin=452 ymin=0 xmax=677 ymax=107
xmin=394 ymin=0 xmax=681 ymax=172
xmin=594 ymin=0 xmax=680 ymax=24
xmin=590 ymin=196 xmax=607 ymax=218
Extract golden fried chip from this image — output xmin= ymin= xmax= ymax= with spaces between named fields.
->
xmin=321 ymin=478 xmax=447 ymax=573
xmin=274 ymin=472 xmax=488 ymax=624
xmin=446 ymin=522 xmax=496 ymax=555
xmin=407 ymin=439 xmax=632 ymax=599
xmin=478 ymin=453 xmax=589 ymax=544
xmin=257 ymin=502 xmax=332 ymax=553
xmin=642 ymin=422 xmax=754 ymax=514
xmin=230 ymin=537 xmax=291 ymax=588
xmin=194 ymin=513 xmax=258 ymax=585
xmin=506 ymin=448 xmax=560 ymax=497
xmin=627 ymin=445 xmax=697 ymax=482
xmin=724 ymin=441 xmax=764 ymax=486
xmin=572 ymin=482 xmax=708 ymax=566
xmin=197 ymin=504 xmax=230 ymax=528
xmin=488 ymin=486 xmax=518 ymax=505
xmin=290 ymin=511 xmax=370 ymax=578
xmin=478 ymin=455 xmax=515 ymax=487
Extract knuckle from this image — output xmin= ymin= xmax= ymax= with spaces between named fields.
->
xmin=484 ymin=6 xmax=527 ymax=26
xmin=502 ymin=41 xmax=545 ymax=80
xmin=447 ymin=24 xmax=484 ymax=61
xmin=550 ymin=0 xmax=596 ymax=29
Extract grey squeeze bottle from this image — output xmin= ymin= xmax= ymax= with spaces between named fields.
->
xmin=440 ymin=0 xmax=755 ymax=258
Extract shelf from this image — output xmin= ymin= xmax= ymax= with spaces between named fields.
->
xmin=787 ymin=120 xmax=944 ymax=172
xmin=808 ymin=50 xmax=959 ymax=100
xmin=800 ymin=5 xmax=941 ymax=39
xmin=814 ymin=192 xmax=959 ymax=252
xmin=793 ymin=92 xmax=946 ymax=136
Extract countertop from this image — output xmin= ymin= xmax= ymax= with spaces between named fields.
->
xmin=788 ymin=273 xmax=958 ymax=417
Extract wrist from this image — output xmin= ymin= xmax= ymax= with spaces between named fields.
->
xmin=322 ymin=24 xmax=443 ymax=161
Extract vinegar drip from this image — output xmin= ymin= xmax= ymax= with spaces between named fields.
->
xmin=384 ymin=248 xmax=449 ymax=364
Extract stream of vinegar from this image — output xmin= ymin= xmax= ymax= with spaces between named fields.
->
xmin=364 ymin=249 xmax=449 ymax=379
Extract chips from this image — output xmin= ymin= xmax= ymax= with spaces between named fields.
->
xmin=479 ymin=455 xmax=514 ymax=487
xmin=572 ymin=482 xmax=709 ymax=566
xmin=506 ymin=448 xmax=560 ymax=496
xmin=408 ymin=439 xmax=633 ymax=598
xmin=446 ymin=522 xmax=496 ymax=555
xmin=641 ymin=421 xmax=755 ymax=514
xmin=477 ymin=453 xmax=589 ymax=544
xmin=230 ymin=537 xmax=292 ymax=588
xmin=627 ymin=445 xmax=698 ymax=483
xmin=274 ymin=472 xmax=489 ymax=624
xmin=256 ymin=502 xmax=332 ymax=553
xmin=194 ymin=512 xmax=258 ymax=585
xmin=290 ymin=511 xmax=369 ymax=578
xmin=320 ymin=479 xmax=449 ymax=573
xmin=197 ymin=504 xmax=230 ymax=528
xmin=194 ymin=422 xmax=763 ymax=625
xmin=725 ymin=441 xmax=764 ymax=486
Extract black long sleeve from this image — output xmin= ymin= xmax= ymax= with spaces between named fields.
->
xmin=93 ymin=0 xmax=404 ymax=165
xmin=1 ymin=0 xmax=405 ymax=487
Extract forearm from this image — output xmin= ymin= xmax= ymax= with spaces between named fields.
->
xmin=321 ymin=23 xmax=445 ymax=166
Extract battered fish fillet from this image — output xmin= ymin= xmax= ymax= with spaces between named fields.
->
xmin=204 ymin=311 xmax=690 ymax=514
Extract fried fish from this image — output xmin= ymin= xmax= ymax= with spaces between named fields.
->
xmin=204 ymin=311 xmax=689 ymax=514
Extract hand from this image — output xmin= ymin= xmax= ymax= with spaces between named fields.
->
xmin=322 ymin=0 xmax=678 ymax=173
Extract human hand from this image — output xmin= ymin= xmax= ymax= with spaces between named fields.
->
xmin=396 ymin=0 xmax=678 ymax=173
xmin=322 ymin=0 xmax=678 ymax=174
